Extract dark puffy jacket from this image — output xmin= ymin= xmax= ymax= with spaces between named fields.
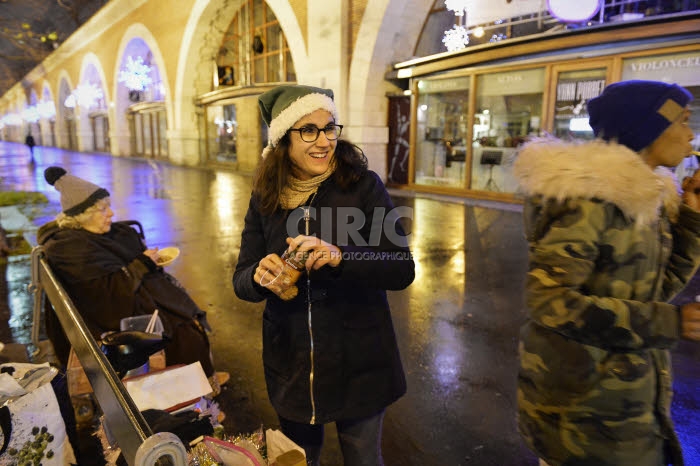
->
xmin=38 ymin=221 xmax=213 ymax=376
xmin=233 ymin=171 xmax=414 ymax=424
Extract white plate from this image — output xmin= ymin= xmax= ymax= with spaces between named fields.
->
xmin=156 ymin=246 xmax=180 ymax=267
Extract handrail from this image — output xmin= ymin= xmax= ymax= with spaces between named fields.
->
xmin=29 ymin=246 xmax=187 ymax=466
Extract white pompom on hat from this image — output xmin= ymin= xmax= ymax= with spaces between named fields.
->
xmin=44 ymin=166 xmax=110 ymax=216
xmin=258 ymin=84 xmax=339 ymax=158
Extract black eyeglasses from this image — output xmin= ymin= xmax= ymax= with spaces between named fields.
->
xmin=288 ymin=124 xmax=343 ymax=143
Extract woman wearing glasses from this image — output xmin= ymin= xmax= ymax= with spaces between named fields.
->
xmin=233 ymin=85 xmax=414 ymax=466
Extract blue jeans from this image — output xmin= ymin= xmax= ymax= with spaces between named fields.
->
xmin=279 ymin=410 xmax=385 ymax=466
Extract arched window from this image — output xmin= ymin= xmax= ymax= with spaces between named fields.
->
xmin=217 ymin=0 xmax=295 ymax=87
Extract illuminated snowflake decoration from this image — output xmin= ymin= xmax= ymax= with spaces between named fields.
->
xmin=118 ymin=56 xmax=153 ymax=92
xmin=22 ymin=106 xmax=40 ymax=123
xmin=442 ymin=25 xmax=469 ymax=52
xmin=444 ymin=0 xmax=467 ymax=16
xmin=37 ymin=100 xmax=56 ymax=119
xmin=0 ymin=113 xmax=22 ymax=126
xmin=72 ymin=83 xmax=104 ymax=109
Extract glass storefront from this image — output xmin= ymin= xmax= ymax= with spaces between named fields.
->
xmin=207 ymin=103 xmax=238 ymax=164
xmin=553 ymin=69 xmax=606 ymax=141
xmin=395 ymin=13 xmax=700 ymax=202
xmin=128 ymin=104 xmax=167 ymax=158
xmin=90 ymin=113 xmax=110 ymax=152
xmin=472 ymin=68 xmax=544 ymax=193
xmin=415 ymin=77 xmax=470 ymax=187
xmin=413 ymin=69 xmax=545 ymax=194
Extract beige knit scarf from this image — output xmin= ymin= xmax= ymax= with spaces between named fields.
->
xmin=280 ymin=159 xmax=336 ymax=209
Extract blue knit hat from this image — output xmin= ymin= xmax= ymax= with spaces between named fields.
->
xmin=587 ymin=80 xmax=692 ymax=152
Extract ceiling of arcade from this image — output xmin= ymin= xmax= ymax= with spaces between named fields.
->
xmin=0 ymin=0 xmax=108 ymax=97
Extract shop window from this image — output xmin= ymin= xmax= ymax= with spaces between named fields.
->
xmin=90 ymin=113 xmax=110 ymax=152
xmin=134 ymin=113 xmax=143 ymax=154
xmin=143 ymin=113 xmax=153 ymax=156
xmin=414 ymin=77 xmax=470 ymax=187
xmin=473 ymin=68 xmax=544 ymax=193
xmin=157 ymin=111 xmax=168 ymax=157
xmin=208 ymin=104 xmax=238 ymax=164
xmin=553 ymin=69 xmax=606 ymax=141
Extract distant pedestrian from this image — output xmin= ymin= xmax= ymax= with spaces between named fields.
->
xmin=233 ymin=84 xmax=415 ymax=466
xmin=514 ymin=80 xmax=700 ymax=466
xmin=25 ymin=133 xmax=36 ymax=164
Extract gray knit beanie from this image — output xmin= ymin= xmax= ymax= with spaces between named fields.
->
xmin=44 ymin=166 xmax=110 ymax=216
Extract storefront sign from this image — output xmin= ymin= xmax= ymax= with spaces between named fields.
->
xmin=556 ymin=79 xmax=605 ymax=102
xmin=477 ymin=68 xmax=545 ymax=96
xmin=622 ymin=51 xmax=700 ymax=86
xmin=418 ymin=77 xmax=470 ymax=93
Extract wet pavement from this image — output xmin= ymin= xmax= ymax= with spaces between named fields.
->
xmin=0 ymin=141 xmax=698 ymax=465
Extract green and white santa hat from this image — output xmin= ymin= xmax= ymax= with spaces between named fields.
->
xmin=258 ymin=84 xmax=339 ymax=158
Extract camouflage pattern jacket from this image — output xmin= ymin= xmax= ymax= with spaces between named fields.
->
xmin=513 ymin=138 xmax=700 ymax=466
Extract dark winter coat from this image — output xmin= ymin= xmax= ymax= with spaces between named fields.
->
xmin=233 ymin=171 xmax=414 ymax=424
xmin=513 ymin=138 xmax=700 ymax=466
xmin=37 ymin=221 xmax=213 ymax=376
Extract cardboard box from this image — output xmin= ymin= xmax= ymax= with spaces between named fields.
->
xmin=67 ymin=348 xmax=167 ymax=397
xmin=67 ymin=349 xmax=93 ymax=397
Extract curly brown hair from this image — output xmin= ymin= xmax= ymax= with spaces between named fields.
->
xmin=252 ymin=137 xmax=368 ymax=215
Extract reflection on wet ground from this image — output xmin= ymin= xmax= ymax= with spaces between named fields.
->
xmin=0 ymin=142 xmax=698 ymax=465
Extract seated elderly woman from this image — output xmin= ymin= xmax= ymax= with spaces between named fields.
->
xmin=37 ymin=166 xmax=228 ymax=393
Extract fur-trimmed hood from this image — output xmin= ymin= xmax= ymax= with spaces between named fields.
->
xmin=513 ymin=138 xmax=680 ymax=225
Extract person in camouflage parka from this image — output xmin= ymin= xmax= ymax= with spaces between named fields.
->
xmin=513 ymin=80 xmax=700 ymax=466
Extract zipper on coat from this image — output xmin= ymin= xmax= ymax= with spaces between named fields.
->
xmin=303 ymin=205 xmax=317 ymax=424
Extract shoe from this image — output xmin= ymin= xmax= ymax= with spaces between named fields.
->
xmin=215 ymin=371 xmax=230 ymax=387
xmin=208 ymin=371 xmax=230 ymax=397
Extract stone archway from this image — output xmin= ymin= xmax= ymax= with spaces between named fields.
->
xmin=171 ymin=0 xmax=308 ymax=166
xmin=114 ymin=24 xmax=169 ymax=158
xmin=77 ymin=54 xmax=110 ymax=152
xmin=40 ymin=83 xmax=56 ymax=147
xmin=56 ymin=73 xmax=75 ymax=150
xmin=346 ymin=0 xmax=430 ymax=176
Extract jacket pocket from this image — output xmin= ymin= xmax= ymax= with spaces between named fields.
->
xmin=342 ymin=311 xmax=388 ymax=374
xmin=262 ymin=312 xmax=292 ymax=381
xmin=589 ymin=351 xmax=655 ymax=417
